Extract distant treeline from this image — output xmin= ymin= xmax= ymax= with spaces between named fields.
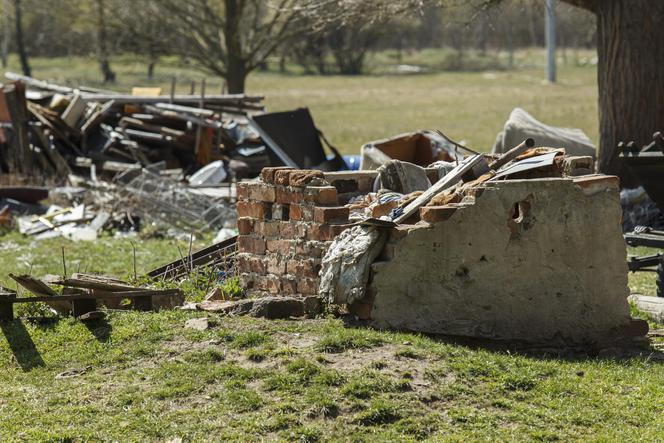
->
xmin=0 ymin=0 xmax=595 ymax=91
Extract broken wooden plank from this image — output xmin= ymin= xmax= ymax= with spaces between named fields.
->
xmin=9 ymin=274 xmax=58 ymax=297
xmin=61 ymin=93 xmax=87 ymax=128
xmin=50 ymin=273 xmax=137 ymax=292
xmin=10 ymin=288 xmax=182 ymax=303
xmin=81 ymin=99 xmax=115 ymax=135
xmin=394 ymin=155 xmax=484 ymax=224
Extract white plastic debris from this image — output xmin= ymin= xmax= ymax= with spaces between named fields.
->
xmin=188 ymin=160 xmax=227 ymax=186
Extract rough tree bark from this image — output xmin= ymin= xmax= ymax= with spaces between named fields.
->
xmin=2 ymin=0 xmax=9 ymax=68
xmin=13 ymin=0 xmax=30 ymax=76
xmin=223 ymin=0 xmax=247 ymax=94
xmin=562 ymin=0 xmax=664 ymax=187
xmin=95 ymin=0 xmax=116 ymax=83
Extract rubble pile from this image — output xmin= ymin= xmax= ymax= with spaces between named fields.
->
xmin=0 ymin=73 xmax=265 ymax=181
xmin=233 ymin=144 xmax=649 ymax=345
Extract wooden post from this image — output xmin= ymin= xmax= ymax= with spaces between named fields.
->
xmin=0 ymin=293 xmax=14 ymax=321
xmin=72 ymin=298 xmax=96 ymax=318
xmin=132 ymin=295 xmax=153 ymax=312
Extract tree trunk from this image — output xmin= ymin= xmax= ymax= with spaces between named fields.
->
xmin=594 ymin=1 xmax=664 ymax=186
xmin=2 ymin=0 xmax=9 ymax=68
xmin=147 ymin=61 xmax=156 ymax=79
xmin=95 ymin=0 xmax=115 ymax=83
xmin=223 ymin=0 xmax=247 ymax=93
xmin=13 ymin=0 xmax=30 ymax=76
xmin=226 ymin=55 xmax=246 ymax=94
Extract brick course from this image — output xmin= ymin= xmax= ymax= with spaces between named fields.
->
xmin=236 ymin=168 xmax=357 ymax=303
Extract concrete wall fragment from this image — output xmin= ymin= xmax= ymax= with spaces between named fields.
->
xmin=364 ymin=176 xmax=636 ymax=345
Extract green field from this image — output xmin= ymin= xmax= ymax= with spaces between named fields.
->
xmin=3 ymin=50 xmax=599 ymax=154
xmin=2 ymin=53 xmax=664 ymax=441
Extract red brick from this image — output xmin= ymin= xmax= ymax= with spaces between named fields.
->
xmin=272 ymin=204 xmax=290 ymax=221
xmin=420 ymin=205 xmax=458 ymax=223
xmin=252 ymin=274 xmax=281 ymax=294
xmin=295 ymin=240 xmax=329 ymax=259
xmin=280 ymin=221 xmax=307 ymax=239
xmin=266 ymin=239 xmax=296 ymax=256
xmin=246 ymin=183 xmax=276 ymax=202
xmin=297 ymin=278 xmax=319 ymax=296
xmin=237 ymin=201 xmax=271 ymax=220
xmin=265 ymin=275 xmax=281 ymax=294
xmin=303 ymin=186 xmax=338 ymax=205
xmin=289 ymin=170 xmax=325 ymax=187
xmin=254 ymin=221 xmax=280 ymax=238
xmin=235 ymin=253 xmax=250 ymax=273
xmin=237 ymin=217 xmax=254 ymax=235
xmin=266 ymin=253 xmax=286 ymax=274
xmin=236 ymin=182 xmax=250 ymax=201
xmin=286 ymin=258 xmax=321 ymax=279
xmin=274 ymin=169 xmax=294 ymax=186
xmin=281 ymin=276 xmax=298 ymax=295
xmin=247 ymin=256 xmax=267 ymax=274
xmin=371 ymin=201 xmax=398 ymax=218
xmin=307 ymin=223 xmax=333 ymax=241
xmin=290 ymin=204 xmax=314 ymax=221
xmin=276 ymin=186 xmax=305 ymax=205
xmin=313 ymin=206 xmax=349 ymax=224
xmin=238 ymin=236 xmax=266 ymax=255
xmin=261 ymin=167 xmax=295 ymax=184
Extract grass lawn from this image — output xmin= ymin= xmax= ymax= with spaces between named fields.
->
xmin=3 ymin=49 xmax=598 ymax=154
xmin=2 ymin=53 xmax=664 ymax=441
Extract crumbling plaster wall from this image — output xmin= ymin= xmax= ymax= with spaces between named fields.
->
xmin=367 ymin=177 xmax=633 ymax=344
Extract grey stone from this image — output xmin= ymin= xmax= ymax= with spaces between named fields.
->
xmin=303 ymin=296 xmax=324 ymax=317
xmin=249 ymin=297 xmax=304 ymax=319
xmin=185 ymin=317 xmax=210 ymax=331
xmin=197 ymin=297 xmax=304 ymax=319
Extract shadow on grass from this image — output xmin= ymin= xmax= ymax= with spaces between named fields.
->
xmin=0 ymin=319 xmax=45 ymax=371
xmin=83 ymin=318 xmax=112 ymax=342
xmin=340 ymin=316 xmax=664 ymax=363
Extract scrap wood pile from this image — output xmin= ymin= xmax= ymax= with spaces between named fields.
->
xmin=0 ymin=72 xmax=265 ymax=181
xmin=0 ymin=273 xmax=184 ymax=321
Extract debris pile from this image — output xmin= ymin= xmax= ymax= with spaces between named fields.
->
xmin=234 ymin=141 xmax=648 ymax=345
xmin=0 ymin=273 xmax=183 ymax=321
xmin=0 ymin=72 xmax=265 ymax=180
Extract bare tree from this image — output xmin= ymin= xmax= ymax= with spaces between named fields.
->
xmin=137 ymin=0 xmax=307 ymax=93
xmin=135 ymin=0 xmax=422 ymax=93
xmin=328 ymin=20 xmax=383 ymax=75
xmin=13 ymin=0 xmax=29 ymax=76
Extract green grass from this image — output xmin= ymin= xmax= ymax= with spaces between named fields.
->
xmin=2 ymin=52 xmax=663 ymax=440
xmin=3 ymin=48 xmax=599 ymax=154
xmin=1 ymin=313 xmax=663 ymax=441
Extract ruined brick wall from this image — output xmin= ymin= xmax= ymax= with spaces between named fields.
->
xmin=236 ymin=167 xmax=367 ymax=299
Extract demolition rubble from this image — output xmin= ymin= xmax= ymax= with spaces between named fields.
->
xmin=0 ymin=73 xmax=650 ymax=348
xmin=230 ymin=147 xmax=646 ymax=346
